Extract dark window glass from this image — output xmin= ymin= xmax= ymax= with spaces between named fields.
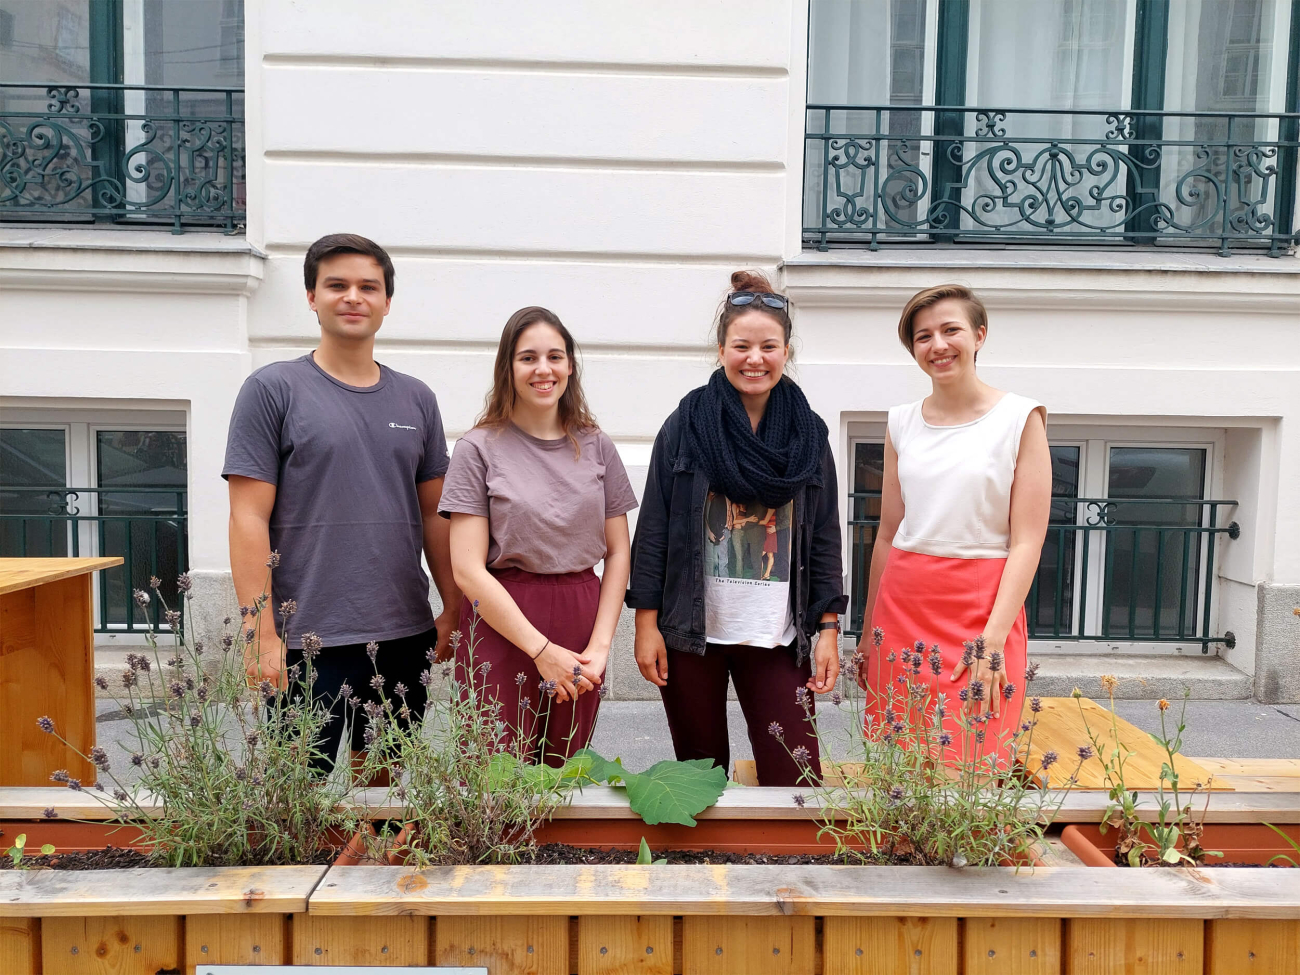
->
xmin=0 ymin=428 xmax=69 ymax=557
xmin=1028 ymin=445 xmax=1080 ymax=637
xmin=1103 ymin=447 xmax=1207 ymax=638
xmin=96 ymin=430 xmax=187 ymax=628
xmin=848 ymin=441 xmax=885 ymax=634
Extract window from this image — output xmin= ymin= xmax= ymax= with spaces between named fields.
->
xmin=846 ymin=432 xmax=1229 ymax=652
xmin=0 ymin=414 xmax=188 ymax=636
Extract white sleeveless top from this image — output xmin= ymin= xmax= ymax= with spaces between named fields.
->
xmin=888 ymin=392 xmax=1045 ymax=560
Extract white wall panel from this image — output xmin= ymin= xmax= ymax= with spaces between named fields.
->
xmin=3 ymin=292 xmax=244 ymax=352
xmin=262 ymin=67 xmax=788 ymax=164
xmin=248 ymin=254 xmax=767 ymax=348
xmin=260 ymin=0 xmax=792 ymax=68
xmin=261 ymin=160 xmax=787 ymax=255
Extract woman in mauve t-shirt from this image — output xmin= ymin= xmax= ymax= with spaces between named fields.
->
xmin=439 ymin=306 xmax=637 ymax=765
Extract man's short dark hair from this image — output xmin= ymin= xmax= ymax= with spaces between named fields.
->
xmin=303 ymin=233 xmax=396 ymax=297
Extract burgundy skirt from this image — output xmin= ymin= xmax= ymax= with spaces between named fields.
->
xmin=866 ymin=548 xmax=1028 ymax=765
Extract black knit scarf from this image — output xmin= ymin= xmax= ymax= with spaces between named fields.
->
xmin=682 ymin=369 xmax=828 ymax=509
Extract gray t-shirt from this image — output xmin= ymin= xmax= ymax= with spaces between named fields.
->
xmin=438 ymin=424 xmax=638 ymax=575
xmin=222 ymin=354 xmax=449 ymax=648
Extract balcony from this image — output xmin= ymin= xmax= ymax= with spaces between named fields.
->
xmin=0 ymin=83 xmax=244 ymax=234
xmin=804 ymin=104 xmax=1300 ymax=257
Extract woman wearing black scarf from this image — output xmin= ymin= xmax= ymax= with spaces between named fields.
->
xmin=625 ymin=271 xmax=847 ymax=787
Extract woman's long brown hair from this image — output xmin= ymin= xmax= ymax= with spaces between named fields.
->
xmin=476 ymin=306 xmax=598 ymax=455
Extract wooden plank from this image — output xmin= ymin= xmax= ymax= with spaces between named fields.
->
xmin=1191 ymin=758 xmax=1300 ymax=778
xmin=1065 ymin=918 xmax=1203 ymax=974
xmin=732 ymin=760 xmax=760 ymax=786
xmin=577 ymin=916 xmax=673 ymax=975
xmin=962 ymin=917 xmax=1061 ymax=974
xmin=0 ymin=558 xmax=122 ymax=596
xmin=681 ymin=915 xmax=815 ymax=975
xmin=41 ymin=914 xmax=181 ymax=975
xmin=0 ymin=787 xmax=158 ymax=820
xmin=307 ymin=864 xmax=1300 ymax=919
xmin=1206 ymin=918 xmax=1300 ymax=975
xmin=1052 ymin=789 xmax=1300 ymax=823
xmin=292 ymin=914 xmax=428 ymax=966
xmin=1 ymin=576 xmax=96 ymax=787
xmin=1023 ymin=698 xmax=1225 ymax=791
xmin=822 ymin=916 xmax=958 ymax=974
xmin=435 ymin=915 xmax=568 ymax=974
xmin=0 ymin=866 xmax=327 ymax=917
xmin=0 ymin=918 xmax=39 ymax=975
xmin=186 ymin=913 xmax=290 ymax=970
xmin=1214 ymin=774 xmax=1300 ymax=793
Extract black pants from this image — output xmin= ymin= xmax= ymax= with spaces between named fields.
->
xmin=658 ymin=642 xmax=820 ymax=788
xmin=282 ymin=626 xmax=437 ymax=774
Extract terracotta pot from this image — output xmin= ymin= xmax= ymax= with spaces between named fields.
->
xmin=1061 ymin=822 xmax=1300 ymax=867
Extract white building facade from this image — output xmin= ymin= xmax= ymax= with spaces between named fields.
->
xmin=3 ymin=0 xmax=1298 ymax=701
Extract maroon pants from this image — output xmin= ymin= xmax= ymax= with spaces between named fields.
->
xmin=457 ymin=567 xmax=600 ymax=767
xmin=659 ymin=642 xmax=820 ymax=788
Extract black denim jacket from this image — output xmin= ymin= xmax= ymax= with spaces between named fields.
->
xmin=625 ymin=408 xmax=848 ymax=664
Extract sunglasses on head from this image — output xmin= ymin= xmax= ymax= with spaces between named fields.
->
xmin=728 ymin=291 xmax=789 ymax=311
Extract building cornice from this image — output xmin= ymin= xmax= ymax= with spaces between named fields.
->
xmin=0 ymin=229 xmax=265 ymax=296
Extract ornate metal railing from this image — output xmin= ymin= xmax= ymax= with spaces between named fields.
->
xmin=0 ymin=486 xmax=188 ymax=633
xmin=805 ymin=104 xmax=1300 ymax=256
xmin=847 ymin=494 xmax=1237 ymax=651
xmin=0 ymin=83 xmax=244 ymax=233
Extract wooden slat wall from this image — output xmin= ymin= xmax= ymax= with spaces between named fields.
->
xmin=13 ymin=914 xmax=1300 ymax=973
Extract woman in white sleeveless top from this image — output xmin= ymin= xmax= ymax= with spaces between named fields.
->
xmin=861 ymin=285 xmax=1051 ymax=765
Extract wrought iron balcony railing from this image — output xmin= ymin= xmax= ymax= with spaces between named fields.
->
xmin=848 ymin=493 xmax=1238 ymax=651
xmin=0 ymin=83 xmax=244 ymax=233
xmin=806 ymin=104 xmax=1300 ymax=256
xmin=0 ymin=486 xmax=188 ymax=633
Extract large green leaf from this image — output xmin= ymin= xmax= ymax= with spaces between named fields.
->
xmin=622 ymin=758 xmax=728 ymax=827
xmin=573 ymin=750 xmax=727 ymax=826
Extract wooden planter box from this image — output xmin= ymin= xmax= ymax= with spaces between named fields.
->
xmin=4 ymin=786 xmax=1300 ymax=974
xmin=1061 ymin=822 xmax=1300 ymax=869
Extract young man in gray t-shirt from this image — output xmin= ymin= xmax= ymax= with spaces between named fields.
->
xmin=223 ymin=233 xmax=460 ymax=774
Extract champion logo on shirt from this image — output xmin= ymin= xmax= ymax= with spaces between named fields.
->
xmin=388 ymin=422 xmax=418 ymax=431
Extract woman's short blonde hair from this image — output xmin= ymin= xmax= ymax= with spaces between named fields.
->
xmin=897 ymin=285 xmax=988 ymax=356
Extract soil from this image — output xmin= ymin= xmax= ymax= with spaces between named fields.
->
xmin=1 ymin=845 xmax=340 ymax=870
xmin=528 ymin=843 xmax=909 ymax=866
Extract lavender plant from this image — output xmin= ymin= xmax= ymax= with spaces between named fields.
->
xmin=36 ymin=563 xmax=357 ymax=867
xmin=783 ymin=629 xmax=1081 ymax=867
xmin=356 ymin=610 xmax=585 ymax=866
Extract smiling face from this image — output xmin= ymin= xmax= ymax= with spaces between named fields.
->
xmin=910 ymin=298 xmax=986 ymax=383
xmin=719 ymin=309 xmax=790 ymax=399
xmin=307 ymin=252 xmax=391 ymax=341
xmin=511 ymin=322 xmax=572 ymax=414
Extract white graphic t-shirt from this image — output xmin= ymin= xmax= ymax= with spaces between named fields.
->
xmin=703 ymin=491 xmax=797 ymax=647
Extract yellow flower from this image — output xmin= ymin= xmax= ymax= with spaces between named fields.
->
xmin=1157 ymin=698 xmax=1170 ymax=711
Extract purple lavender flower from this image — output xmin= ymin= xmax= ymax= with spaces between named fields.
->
xmin=938 ymin=733 xmax=953 ymax=747
xmin=891 ymin=721 xmax=904 ymax=735
xmin=302 ymin=632 xmax=322 ymax=660
xmin=1002 ymin=682 xmax=1017 ymax=700
xmin=176 ymin=573 xmax=192 ymax=593
xmin=419 ymin=670 xmax=433 ymax=687
xmin=245 ymin=628 xmax=256 ymax=644
xmin=279 ymin=599 xmax=298 ymax=617
xmin=767 ymin=721 xmax=784 ymax=740
xmin=221 ymin=635 xmax=234 ymax=651
xmin=572 ymin=664 xmax=582 ymax=679
xmin=265 ymin=551 xmax=281 ymax=568
xmin=365 ymin=641 xmax=378 ymax=663
xmin=1025 ymin=661 xmax=1040 ymax=683
xmin=164 ymin=609 xmax=181 ymax=629
xmin=393 ymin=682 xmax=409 ymax=697
xmin=1041 ymin=751 xmax=1058 ymax=770
xmin=42 ymin=808 xmax=57 ymax=820
xmin=1077 ymin=745 xmax=1094 ymax=761
xmin=791 ymin=745 xmax=811 ymax=766
xmin=67 ymin=778 xmax=82 ymax=791
xmin=370 ymin=673 xmax=385 ymax=692
xmin=130 ymin=752 xmax=144 ymax=767
xmin=94 ymin=676 xmax=109 ymax=691
xmin=258 ymin=679 xmax=274 ymax=699
xmin=885 ymin=650 xmax=896 ymax=664
xmin=89 ymin=747 xmax=110 ymax=772
xmin=889 ymin=785 xmax=904 ymax=802
xmin=193 ymin=641 xmax=204 ymax=656
xmin=872 ymin=626 xmax=884 ymax=648
xmin=426 ymin=646 xmax=438 ymax=663
xmin=515 ymin=671 xmax=528 ymax=688
xmin=134 ymin=589 xmax=150 ymax=608
xmin=989 ymin=650 xmax=1003 ymax=673
xmin=37 ymin=715 xmax=55 ymax=733
xmin=929 ymin=649 xmax=943 ymax=676
xmin=958 ymin=687 xmax=969 ymax=703
xmin=973 ymin=635 xmax=987 ymax=660
xmin=113 ymin=789 xmax=128 ymax=802
xmin=975 ymin=729 xmax=986 ymax=744
xmin=50 ymin=769 xmax=69 ymax=783
xmin=363 ymin=726 xmax=377 ymax=746
xmin=1030 ymin=697 xmax=1043 ymax=714
xmin=960 ymin=641 xmax=975 ymax=668
xmin=450 ymin=630 xmax=464 ymax=650
xmin=1021 ymin=721 xmax=1032 ymax=733
xmin=597 ymin=684 xmax=609 ymax=699
xmin=189 ymin=714 xmax=201 ymax=728
xmin=543 ymin=678 xmax=558 ymax=698
xmin=792 ymin=793 xmax=806 ymax=808
xmin=795 ymin=686 xmax=811 ymax=709
xmin=884 ymin=707 xmax=896 ymax=724
xmin=969 ymin=679 xmax=985 ymax=702
xmin=168 ymin=680 xmax=184 ymax=699
xmin=831 ymin=691 xmax=842 ymax=706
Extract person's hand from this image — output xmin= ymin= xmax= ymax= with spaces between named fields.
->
xmin=576 ymin=644 xmax=610 ymax=694
xmin=634 ymin=620 xmax=669 ymax=687
xmin=807 ymin=629 xmax=840 ymax=694
xmin=949 ymin=634 xmax=1007 ymax=717
xmin=532 ymin=641 xmax=589 ymax=703
xmin=244 ymin=627 xmax=287 ymax=690
xmin=432 ymin=608 xmax=457 ymax=663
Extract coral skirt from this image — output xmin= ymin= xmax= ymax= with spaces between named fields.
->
xmin=866 ymin=548 xmax=1028 ymax=766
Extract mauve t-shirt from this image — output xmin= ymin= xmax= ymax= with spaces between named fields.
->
xmin=222 ymin=354 xmax=449 ymax=648
xmin=438 ymin=424 xmax=638 ymax=574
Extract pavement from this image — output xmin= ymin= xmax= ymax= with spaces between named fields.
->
xmin=91 ymin=695 xmax=1300 ymax=785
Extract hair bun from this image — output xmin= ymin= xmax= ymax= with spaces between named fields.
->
xmin=729 ymin=269 xmax=775 ymax=294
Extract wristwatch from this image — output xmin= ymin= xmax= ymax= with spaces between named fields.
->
xmin=817 ymin=620 xmax=841 ymax=633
